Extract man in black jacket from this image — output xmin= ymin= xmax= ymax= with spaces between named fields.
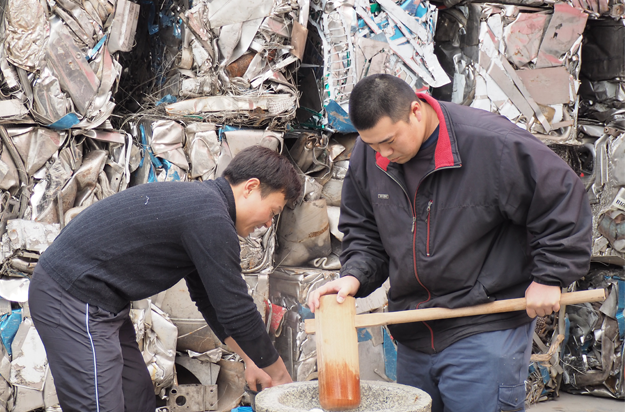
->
xmin=309 ymin=75 xmax=592 ymax=412
xmin=30 ymin=145 xmax=301 ymax=412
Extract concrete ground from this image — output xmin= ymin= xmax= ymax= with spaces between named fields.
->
xmin=527 ymin=392 xmax=624 ymax=412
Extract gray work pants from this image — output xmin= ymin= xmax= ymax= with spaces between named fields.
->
xmin=397 ymin=320 xmax=535 ymax=412
xmin=29 ymin=266 xmax=155 ymax=412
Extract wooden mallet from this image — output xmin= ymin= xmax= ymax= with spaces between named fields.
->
xmin=306 ymin=289 xmax=607 ymax=411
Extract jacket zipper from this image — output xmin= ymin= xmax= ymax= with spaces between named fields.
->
xmin=377 ymin=163 xmax=460 ymax=351
xmin=378 ymin=163 xmax=436 ymax=349
xmin=426 ymin=200 xmax=433 ymax=257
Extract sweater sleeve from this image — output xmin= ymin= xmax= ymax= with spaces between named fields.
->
xmin=498 ymin=127 xmax=592 ymax=287
xmin=184 ymin=270 xmax=228 ymax=341
xmin=181 ymin=216 xmax=278 ymax=368
xmin=338 ymin=141 xmax=390 ymax=297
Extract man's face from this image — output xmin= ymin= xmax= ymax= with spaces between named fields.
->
xmin=236 ymin=187 xmax=286 ymax=238
xmin=358 ymin=103 xmax=427 ymax=164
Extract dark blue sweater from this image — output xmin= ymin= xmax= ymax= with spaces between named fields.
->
xmin=38 ymin=177 xmax=279 ymax=367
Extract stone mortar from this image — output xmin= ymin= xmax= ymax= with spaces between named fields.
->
xmin=255 ymin=380 xmax=431 ymax=412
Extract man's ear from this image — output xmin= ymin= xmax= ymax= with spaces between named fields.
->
xmin=244 ymin=178 xmax=261 ymax=196
xmin=411 ymin=100 xmax=422 ymax=122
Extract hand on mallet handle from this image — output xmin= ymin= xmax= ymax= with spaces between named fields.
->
xmin=308 ymin=276 xmax=361 ymax=313
xmin=525 ymin=281 xmax=562 ymax=318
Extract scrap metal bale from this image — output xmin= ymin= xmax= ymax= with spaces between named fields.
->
xmin=579 ymin=18 xmax=625 ymax=121
xmin=152 ymin=281 xmax=221 ymax=354
xmin=1 ymin=0 xmax=138 ymax=127
xmin=433 ymin=2 xmax=590 ymax=144
xmin=130 ymin=300 xmax=178 ymax=397
xmin=301 ymin=0 xmax=448 ymax=125
xmin=134 ymin=0 xmax=304 ymax=128
xmin=269 ymin=267 xmax=338 ymax=380
xmin=215 ymin=359 xmax=247 ymax=411
xmin=275 ymin=196 xmax=332 ymax=268
xmin=561 ymin=266 xmax=625 ymax=399
xmin=0 ymin=220 xmax=60 ymax=277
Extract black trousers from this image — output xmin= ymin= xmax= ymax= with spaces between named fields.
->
xmin=29 ymin=267 xmax=155 ymax=412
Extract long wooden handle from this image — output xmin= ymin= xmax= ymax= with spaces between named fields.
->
xmin=304 ymin=288 xmax=606 ymax=334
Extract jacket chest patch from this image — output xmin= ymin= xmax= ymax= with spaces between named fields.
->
xmin=378 ymin=194 xmax=389 ymax=199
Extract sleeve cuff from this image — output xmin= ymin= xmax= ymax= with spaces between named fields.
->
xmin=236 ymin=333 xmax=279 ymax=369
xmin=532 ymin=277 xmax=563 ymax=287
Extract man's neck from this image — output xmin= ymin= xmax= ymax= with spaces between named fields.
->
xmin=422 ymin=102 xmax=440 ymax=139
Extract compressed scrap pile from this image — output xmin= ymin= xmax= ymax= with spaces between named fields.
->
xmin=307 ymin=0 xmax=449 ymax=107
xmin=0 ymin=0 xmax=142 ymax=409
xmin=297 ymin=0 xmax=449 ymax=132
xmin=562 ymin=267 xmax=624 ymax=399
xmin=579 ymin=17 xmax=625 ymax=267
xmin=0 ymin=0 xmax=622 ymax=410
xmin=552 ymin=5 xmax=625 ymax=401
xmin=525 ymin=268 xmax=624 ymax=403
xmin=433 ymin=0 xmax=588 ymax=144
xmin=122 ymin=0 xmax=307 ymax=129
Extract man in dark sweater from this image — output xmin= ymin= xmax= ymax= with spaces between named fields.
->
xmin=308 ymin=75 xmax=592 ymax=412
xmin=29 ymin=145 xmax=301 ymax=412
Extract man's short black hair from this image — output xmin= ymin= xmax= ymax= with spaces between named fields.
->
xmin=223 ymin=145 xmax=302 ymax=203
xmin=349 ymin=74 xmax=419 ymax=131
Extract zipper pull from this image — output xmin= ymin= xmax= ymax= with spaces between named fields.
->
xmin=427 ymin=200 xmax=433 ymax=213
xmin=411 ymin=216 xmax=416 ymax=232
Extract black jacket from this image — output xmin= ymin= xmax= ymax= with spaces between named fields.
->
xmin=339 ymin=94 xmax=592 ymax=353
xmin=39 ymin=177 xmax=279 ymax=367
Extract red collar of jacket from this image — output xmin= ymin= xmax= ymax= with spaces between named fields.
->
xmin=376 ymin=93 xmax=455 ymax=171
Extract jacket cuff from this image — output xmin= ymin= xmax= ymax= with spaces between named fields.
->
xmin=532 ymin=277 xmax=563 ymax=287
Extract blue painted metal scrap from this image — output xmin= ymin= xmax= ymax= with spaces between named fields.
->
xmin=617 ymin=280 xmax=624 ymax=339
xmin=0 ymin=309 xmax=22 ymax=357
xmin=383 ymin=326 xmax=397 ymax=382
xmin=325 ymin=100 xmax=357 ymax=134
